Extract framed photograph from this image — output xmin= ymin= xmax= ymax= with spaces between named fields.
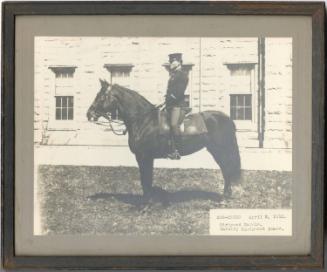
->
xmin=2 ymin=1 xmax=325 ymax=270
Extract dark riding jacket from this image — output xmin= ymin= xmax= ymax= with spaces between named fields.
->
xmin=165 ymin=70 xmax=189 ymax=108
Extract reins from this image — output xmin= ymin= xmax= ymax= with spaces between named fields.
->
xmin=95 ymin=102 xmax=165 ymax=136
xmin=95 ymin=112 xmax=128 ymax=136
xmin=108 ymin=120 xmax=127 ymax=136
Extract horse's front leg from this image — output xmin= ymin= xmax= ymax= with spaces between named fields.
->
xmin=136 ymin=154 xmax=154 ymax=199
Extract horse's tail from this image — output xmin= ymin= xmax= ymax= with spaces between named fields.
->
xmin=228 ymin=122 xmax=242 ymax=183
xmin=202 ymin=111 xmax=241 ymax=184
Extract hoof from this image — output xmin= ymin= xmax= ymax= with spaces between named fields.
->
xmin=142 ymin=192 xmax=152 ymax=202
xmin=143 ymin=187 xmax=170 ymax=206
xmin=224 ymin=187 xmax=232 ymax=198
xmin=151 ymin=186 xmax=167 ymax=195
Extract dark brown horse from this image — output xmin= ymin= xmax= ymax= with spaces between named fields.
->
xmin=87 ymin=80 xmax=241 ymax=199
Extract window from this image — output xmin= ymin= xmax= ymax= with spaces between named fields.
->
xmin=111 ymin=70 xmax=130 ymax=78
xmin=49 ymin=66 xmax=76 ymax=79
xmin=55 ymin=71 xmax=73 ymax=78
xmin=224 ymin=62 xmax=256 ymax=125
xmin=49 ymin=66 xmax=76 ymax=97
xmin=104 ymin=64 xmax=134 ymax=88
xmin=55 ymin=96 xmax=74 ymax=120
xmin=225 ymin=63 xmax=256 ymax=94
xmin=230 ymin=94 xmax=252 ymax=120
xmin=48 ymin=66 xmax=77 ymax=130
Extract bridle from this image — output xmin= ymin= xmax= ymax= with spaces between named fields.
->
xmin=94 ymin=111 xmax=128 ymax=136
xmin=93 ymin=101 xmax=166 ymax=136
xmin=91 ymin=90 xmax=128 ymax=136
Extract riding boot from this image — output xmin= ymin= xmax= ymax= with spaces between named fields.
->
xmin=167 ymin=107 xmax=182 ymax=160
xmin=167 ymin=133 xmax=181 ymax=160
xmin=174 ymin=132 xmax=182 ymax=156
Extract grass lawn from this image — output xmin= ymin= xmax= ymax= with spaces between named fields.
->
xmin=38 ymin=165 xmax=291 ymax=235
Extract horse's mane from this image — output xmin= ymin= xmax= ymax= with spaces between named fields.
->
xmin=111 ymin=84 xmax=155 ymax=109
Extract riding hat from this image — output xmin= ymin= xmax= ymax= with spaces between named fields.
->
xmin=169 ymin=53 xmax=183 ymax=64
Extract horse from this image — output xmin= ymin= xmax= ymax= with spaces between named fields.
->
xmin=87 ymin=79 xmax=241 ymax=200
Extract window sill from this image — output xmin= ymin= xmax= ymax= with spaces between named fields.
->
xmin=47 ymin=127 xmax=77 ymax=131
xmin=234 ymin=120 xmax=256 ymax=131
xmin=47 ymin=120 xmax=77 ymax=131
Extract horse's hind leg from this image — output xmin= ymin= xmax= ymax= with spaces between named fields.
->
xmin=136 ymin=154 xmax=154 ymax=199
xmin=207 ymin=147 xmax=233 ymax=197
xmin=203 ymin=114 xmax=241 ymax=198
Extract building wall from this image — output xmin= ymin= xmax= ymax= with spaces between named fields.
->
xmin=34 ymin=37 xmax=292 ymax=149
xmin=265 ymin=38 xmax=292 ymax=148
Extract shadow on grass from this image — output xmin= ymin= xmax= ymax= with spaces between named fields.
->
xmin=88 ymin=187 xmax=222 ymax=206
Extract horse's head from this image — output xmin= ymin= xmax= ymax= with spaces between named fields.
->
xmin=87 ymin=79 xmax=117 ymax=122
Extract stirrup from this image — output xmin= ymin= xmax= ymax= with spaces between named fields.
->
xmin=167 ymin=150 xmax=181 ymax=160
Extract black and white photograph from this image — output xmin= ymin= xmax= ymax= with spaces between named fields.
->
xmin=34 ymin=37 xmax=292 ymax=236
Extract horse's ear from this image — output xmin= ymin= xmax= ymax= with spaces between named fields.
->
xmin=99 ymin=78 xmax=110 ymax=88
xmin=103 ymin=79 xmax=110 ymax=87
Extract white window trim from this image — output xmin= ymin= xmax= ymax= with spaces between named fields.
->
xmin=48 ymin=95 xmax=77 ymax=131
xmin=104 ymin=64 xmax=134 ymax=87
xmin=48 ymin=66 xmax=77 ymax=131
xmin=226 ymin=63 xmax=258 ymax=131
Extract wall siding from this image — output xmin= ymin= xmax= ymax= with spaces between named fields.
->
xmin=34 ymin=37 xmax=292 ymax=149
xmin=264 ymin=38 xmax=292 ymax=149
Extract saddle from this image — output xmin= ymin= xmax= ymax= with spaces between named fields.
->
xmin=158 ymin=108 xmax=208 ymax=136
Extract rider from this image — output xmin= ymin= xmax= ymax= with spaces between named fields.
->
xmin=165 ymin=53 xmax=189 ymax=160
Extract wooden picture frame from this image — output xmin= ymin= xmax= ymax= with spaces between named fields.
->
xmin=2 ymin=1 xmax=325 ymax=270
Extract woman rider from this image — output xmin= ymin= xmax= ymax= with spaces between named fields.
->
xmin=165 ymin=53 xmax=189 ymax=160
